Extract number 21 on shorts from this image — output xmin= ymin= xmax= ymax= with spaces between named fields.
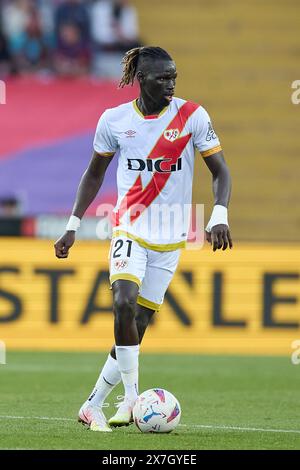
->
xmin=112 ymin=238 xmax=133 ymax=258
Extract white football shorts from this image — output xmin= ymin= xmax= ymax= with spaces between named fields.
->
xmin=109 ymin=234 xmax=181 ymax=312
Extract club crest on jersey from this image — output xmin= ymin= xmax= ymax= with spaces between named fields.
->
xmin=164 ymin=128 xmax=179 ymax=142
xmin=114 ymin=259 xmax=128 ymax=271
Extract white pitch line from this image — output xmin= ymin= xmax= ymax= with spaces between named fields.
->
xmin=0 ymin=415 xmax=300 ymax=434
xmin=179 ymin=424 xmax=300 ymax=434
xmin=0 ymin=415 xmax=73 ymax=422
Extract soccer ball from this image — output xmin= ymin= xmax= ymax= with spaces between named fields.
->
xmin=133 ymin=388 xmax=181 ymax=433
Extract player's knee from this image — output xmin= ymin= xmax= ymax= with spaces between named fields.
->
xmin=113 ymin=293 xmax=136 ymax=324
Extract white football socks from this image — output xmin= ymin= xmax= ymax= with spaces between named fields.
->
xmin=115 ymin=344 xmax=140 ymax=405
xmin=87 ymin=353 xmax=121 ymax=407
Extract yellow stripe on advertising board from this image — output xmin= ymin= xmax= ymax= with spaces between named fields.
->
xmin=0 ymin=239 xmax=299 ymax=355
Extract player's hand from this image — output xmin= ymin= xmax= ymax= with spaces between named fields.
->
xmin=54 ymin=231 xmax=75 ymax=258
xmin=205 ymin=224 xmax=233 ymax=251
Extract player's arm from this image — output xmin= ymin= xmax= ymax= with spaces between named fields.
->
xmin=71 ymin=151 xmax=114 ymax=219
xmin=54 ymin=151 xmax=114 ymax=258
xmin=203 ymin=150 xmax=233 ymax=251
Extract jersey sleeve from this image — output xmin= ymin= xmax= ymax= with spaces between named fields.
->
xmin=93 ymin=110 xmax=118 ymax=156
xmin=191 ymin=106 xmax=222 ymax=157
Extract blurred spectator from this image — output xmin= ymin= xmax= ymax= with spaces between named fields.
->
xmin=90 ymin=0 xmax=141 ymax=77
xmin=0 ymin=196 xmax=22 ymax=217
xmin=91 ymin=0 xmax=139 ymax=51
xmin=1 ymin=0 xmax=52 ymax=74
xmin=54 ymin=0 xmax=91 ymax=76
xmin=18 ymin=5 xmax=49 ymax=71
xmin=1 ymin=0 xmax=30 ymax=55
xmin=54 ymin=21 xmax=91 ymax=76
xmin=0 ymin=28 xmax=13 ymax=77
xmin=0 ymin=196 xmax=23 ymax=236
xmin=55 ymin=0 xmax=90 ymax=46
xmin=37 ymin=0 xmax=56 ymax=50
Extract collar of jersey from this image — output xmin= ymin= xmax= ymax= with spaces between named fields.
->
xmin=133 ymin=99 xmax=169 ymax=120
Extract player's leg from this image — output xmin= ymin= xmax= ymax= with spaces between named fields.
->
xmin=78 ymin=281 xmax=140 ymax=432
xmin=107 ymin=304 xmax=155 ymax=426
xmin=82 ymin=304 xmax=155 ymax=411
xmin=113 ymin=278 xmax=139 ymax=344
xmin=78 ymin=304 xmax=155 ymax=431
xmin=110 ymin=304 xmax=155 ymax=359
xmin=109 ymin=248 xmax=180 ymax=427
xmin=108 ymin=299 xmax=158 ymax=427
xmin=79 ymin=235 xmax=147 ymax=431
xmin=109 ymin=235 xmax=148 ymax=419
xmin=108 ymin=279 xmax=143 ymax=426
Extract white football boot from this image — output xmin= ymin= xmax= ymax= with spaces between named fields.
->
xmin=78 ymin=402 xmax=112 ymax=432
xmin=108 ymin=396 xmax=135 ymax=427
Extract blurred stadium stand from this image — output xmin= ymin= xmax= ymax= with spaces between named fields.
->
xmin=0 ymin=0 xmax=299 ymax=241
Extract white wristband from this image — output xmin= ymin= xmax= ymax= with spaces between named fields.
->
xmin=205 ymin=205 xmax=228 ymax=233
xmin=66 ymin=215 xmax=81 ymax=232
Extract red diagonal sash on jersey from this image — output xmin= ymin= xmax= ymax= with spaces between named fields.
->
xmin=115 ymin=101 xmax=200 ymax=226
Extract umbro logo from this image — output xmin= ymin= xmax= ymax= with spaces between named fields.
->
xmin=124 ymin=129 xmax=136 ymax=138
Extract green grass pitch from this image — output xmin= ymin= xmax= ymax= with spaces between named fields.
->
xmin=0 ymin=352 xmax=300 ymax=450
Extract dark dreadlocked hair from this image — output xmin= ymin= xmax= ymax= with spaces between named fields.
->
xmin=118 ymin=46 xmax=173 ymax=88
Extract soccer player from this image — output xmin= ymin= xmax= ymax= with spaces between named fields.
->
xmin=54 ymin=46 xmax=232 ymax=432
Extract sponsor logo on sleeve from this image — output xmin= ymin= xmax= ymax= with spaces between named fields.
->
xmin=205 ymin=122 xmax=217 ymax=141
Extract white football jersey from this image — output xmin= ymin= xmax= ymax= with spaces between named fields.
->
xmin=93 ymin=97 xmax=222 ymax=251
